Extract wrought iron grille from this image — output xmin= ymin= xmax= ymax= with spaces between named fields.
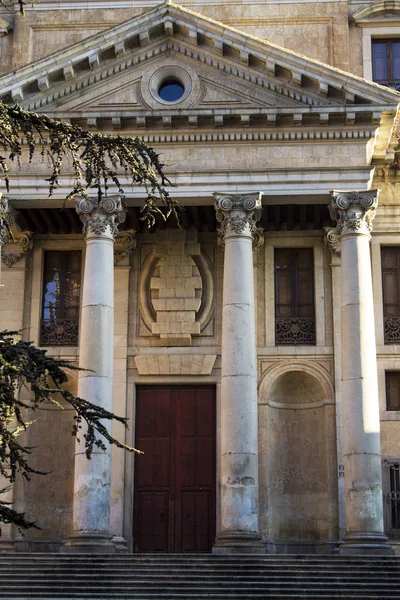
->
xmin=275 ymin=317 xmax=316 ymax=345
xmin=40 ymin=319 xmax=79 ymax=346
xmin=384 ymin=317 xmax=400 ymax=344
xmin=383 ymin=459 xmax=400 ymax=534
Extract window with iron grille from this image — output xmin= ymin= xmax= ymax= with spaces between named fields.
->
xmin=383 ymin=459 xmax=400 ymax=536
xmin=40 ymin=251 xmax=81 ymax=346
xmin=372 ymin=39 xmax=400 ymax=92
xmin=386 ymin=372 xmax=400 ymax=411
xmin=381 ymin=247 xmax=400 ymax=343
xmin=274 ymin=248 xmax=315 ymax=345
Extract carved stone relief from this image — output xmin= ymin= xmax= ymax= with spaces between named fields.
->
xmin=139 ymin=229 xmax=215 ymax=346
xmin=114 ymin=230 xmax=136 ymax=265
xmin=1 ymin=231 xmax=33 ymax=268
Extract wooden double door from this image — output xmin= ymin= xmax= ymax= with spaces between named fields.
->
xmin=133 ymin=386 xmax=216 ymax=553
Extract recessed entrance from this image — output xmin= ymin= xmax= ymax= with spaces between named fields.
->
xmin=133 ymin=386 xmax=216 ymax=553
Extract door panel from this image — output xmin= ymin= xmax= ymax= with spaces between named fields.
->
xmin=136 ymin=492 xmax=169 ymax=552
xmin=181 ymin=491 xmax=213 ymax=552
xmin=133 ymin=386 xmax=216 ymax=553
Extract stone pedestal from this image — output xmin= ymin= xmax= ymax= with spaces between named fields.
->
xmin=213 ymin=192 xmax=264 ymax=554
xmin=63 ymin=196 xmax=125 ymax=553
xmin=330 ymin=190 xmax=393 ymax=555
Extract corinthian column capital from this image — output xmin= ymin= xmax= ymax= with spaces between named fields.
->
xmin=214 ymin=192 xmax=263 ymax=240
xmin=329 ymin=190 xmax=379 ymax=237
xmin=76 ymin=195 xmax=126 ymax=240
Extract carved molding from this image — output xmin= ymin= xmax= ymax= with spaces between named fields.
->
xmin=139 ymin=230 xmax=215 ymax=346
xmin=0 ymin=198 xmax=33 ymax=267
xmin=4 ymin=1 xmax=399 ymax=116
xmin=352 ymin=1 xmax=400 ymax=24
xmin=76 ymin=196 xmax=126 ymax=239
xmin=324 ymin=226 xmax=341 ymax=255
xmin=258 ymin=358 xmax=335 ymax=404
xmin=1 ymin=232 xmax=33 ymax=267
xmin=134 ymin=354 xmax=217 ymax=376
xmin=329 ymin=189 xmax=379 ymax=236
xmin=20 ymin=40 xmax=328 ymax=113
xmin=218 ymin=226 xmax=264 ymax=250
xmin=114 ymin=230 xmax=136 ymax=264
xmin=0 ymin=18 xmax=10 ymax=38
xmin=214 ymin=192 xmax=263 ymax=239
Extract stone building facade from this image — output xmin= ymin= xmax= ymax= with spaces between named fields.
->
xmin=0 ymin=0 xmax=400 ymax=555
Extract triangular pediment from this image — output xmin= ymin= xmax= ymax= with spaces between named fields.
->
xmin=68 ymin=73 xmax=261 ymax=113
xmin=0 ymin=0 xmax=399 ymax=136
xmin=85 ymin=81 xmax=142 ymax=110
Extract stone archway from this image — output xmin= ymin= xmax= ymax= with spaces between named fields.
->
xmin=259 ymin=364 xmax=338 ymax=554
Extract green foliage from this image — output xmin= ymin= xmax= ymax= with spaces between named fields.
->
xmin=0 ymin=103 xmax=179 ymax=227
xmin=0 ymin=330 xmax=141 ymax=531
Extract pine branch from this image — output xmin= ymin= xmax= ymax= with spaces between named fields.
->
xmin=0 ymin=330 xmax=142 ymax=529
xmin=0 ymin=103 xmax=180 ymax=227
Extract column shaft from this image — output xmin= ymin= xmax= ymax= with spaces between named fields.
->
xmin=73 ymin=236 xmax=114 ymax=536
xmin=64 ymin=196 xmax=125 ymax=553
xmin=330 ymin=190 xmax=392 ymax=555
xmin=213 ymin=192 xmax=264 ymax=554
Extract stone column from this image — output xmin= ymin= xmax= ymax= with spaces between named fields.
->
xmin=213 ymin=192 xmax=264 ymax=554
xmin=329 ymin=190 xmax=393 ymax=555
xmin=64 ymin=196 xmax=125 ymax=553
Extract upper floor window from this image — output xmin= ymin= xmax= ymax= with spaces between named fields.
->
xmin=381 ymin=247 xmax=400 ymax=343
xmin=40 ymin=251 xmax=81 ymax=346
xmin=372 ymin=39 xmax=400 ymax=91
xmin=274 ymin=248 xmax=315 ymax=345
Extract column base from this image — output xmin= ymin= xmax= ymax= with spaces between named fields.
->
xmin=0 ymin=538 xmax=14 ymax=553
xmin=213 ymin=532 xmax=265 ymax=554
xmin=62 ymin=532 xmax=116 ymax=554
xmin=339 ymin=532 xmax=394 ymax=555
xmin=111 ymin=536 xmax=129 ymax=553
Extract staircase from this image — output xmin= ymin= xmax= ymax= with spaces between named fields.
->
xmin=1 ymin=553 xmax=400 ymax=599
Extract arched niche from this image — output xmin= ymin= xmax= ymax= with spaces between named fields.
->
xmin=258 ymin=363 xmax=338 ymax=554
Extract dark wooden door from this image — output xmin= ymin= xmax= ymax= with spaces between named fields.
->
xmin=133 ymin=386 xmax=216 ymax=553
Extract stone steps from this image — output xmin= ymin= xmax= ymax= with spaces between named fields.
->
xmin=1 ymin=553 xmax=400 ymax=599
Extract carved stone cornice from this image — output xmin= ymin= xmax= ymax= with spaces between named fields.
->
xmin=114 ymin=229 xmax=136 ymax=264
xmin=1 ymin=232 xmax=33 ymax=267
xmin=324 ymin=227 xmax=341 ymax=256
xmin=76 ymin=196 xmax=126 ymax=240
xmin=2 ymin=1 xmax=399 ymax=113
xmin=214 ymin=192 xmax=263 ymax=240
xmin=329 ymin=190 xmax=379 ymax=236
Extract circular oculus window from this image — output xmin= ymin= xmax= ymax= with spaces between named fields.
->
xmin=158 ymin=78 xmax=185 ymax=102
xmin=149 ymin=66 xmax=192 ymax=105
